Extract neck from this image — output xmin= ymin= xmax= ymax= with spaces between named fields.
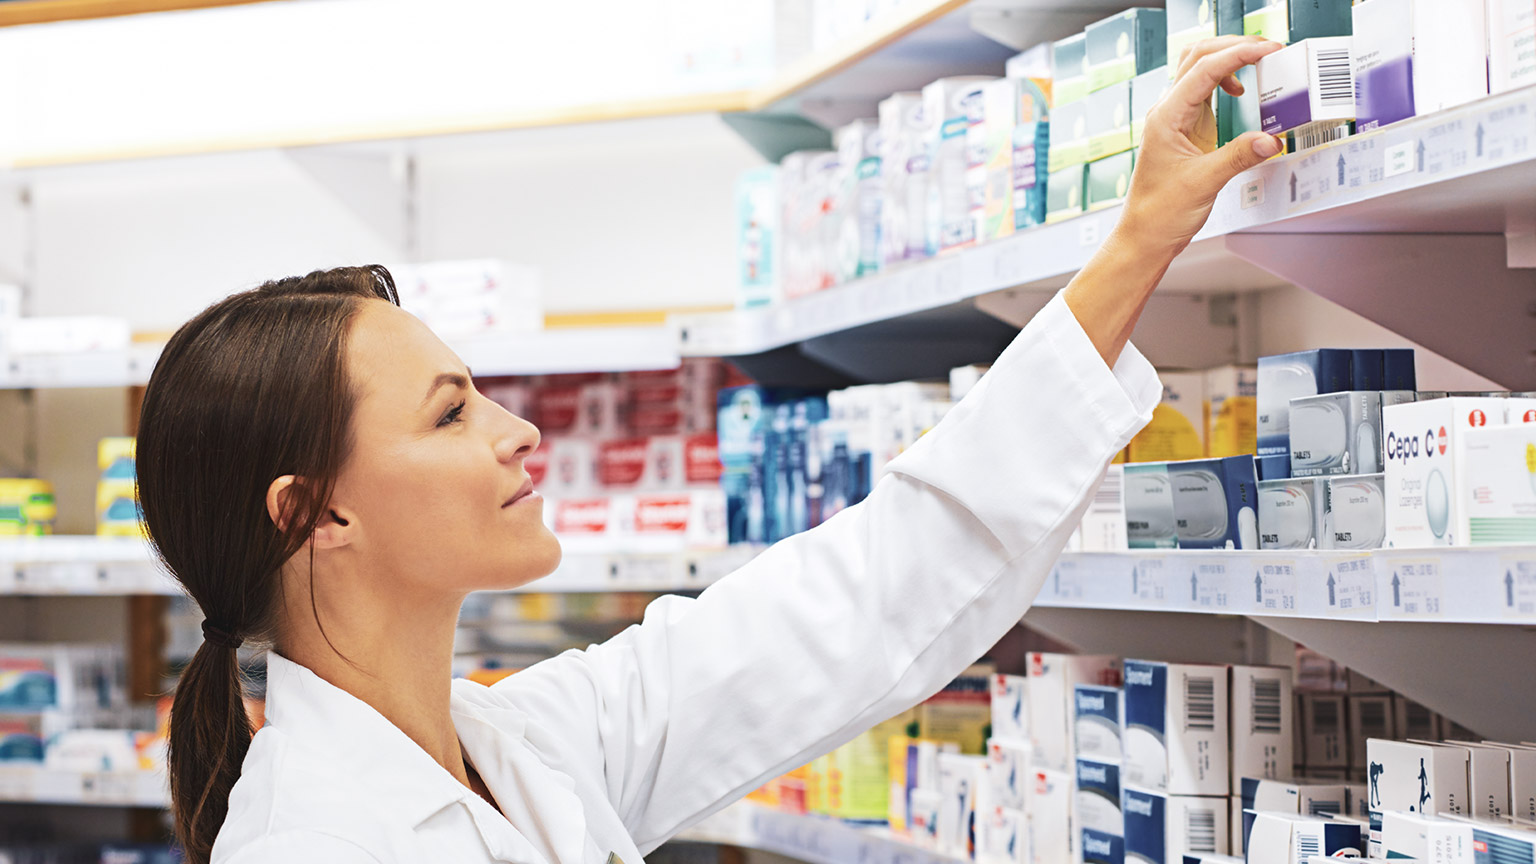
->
xmin=275 ymin=566 xmax=470 ymax=787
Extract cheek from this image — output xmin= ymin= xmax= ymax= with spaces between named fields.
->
xmin=349 ymin=445 xmax=497 ymax=540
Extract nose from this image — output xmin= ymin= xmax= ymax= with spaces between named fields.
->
xmin=488 ymin=398 xmax=540 ymax=464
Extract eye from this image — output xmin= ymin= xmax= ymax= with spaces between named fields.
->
xmin=437 ymin=400 xmax=466 ymax=428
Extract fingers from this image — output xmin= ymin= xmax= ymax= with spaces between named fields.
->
xmin=1220 ymin=74 xmax=1244 ymax=97
xmin=1175 ymin=34 xmax=1264 ymax=81
xmin=1172 ymin=39 xmax=1284 ymax=110
xmin=1199 ymin=130 xmax=1285 ymax=191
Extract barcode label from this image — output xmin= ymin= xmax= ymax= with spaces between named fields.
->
xmin=1315 ymin=48 xmax=1353 ymax=106
xmin=1313 ymin=696 xmax=1341 ymax=733
xmin=1094 ymin=467 xmax=1122 ymax=505
xmin=1251 ymin=677 xmax=1283 ymax=736
xmin=1297 ymin=832 xmax=1322 ymax=857
xmin=1359 ymin=699 xmax=1389 ymax=738
xmin=1294 ymin=121 xmax=1351 ymax=152
xmin=1184 ymin=675 xmax=1216 ymax=731
xmin=1185 ymin=807 xmax=1218 ymax=852
xmin=1307 ymin=796 xmax=1344 ymax=816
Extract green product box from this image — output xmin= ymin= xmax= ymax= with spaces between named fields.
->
xmin=1013 ymin=121 xmax=1050 ymax=230
xmin=1087 ymin=149 xmax=1136 ymax=211
xmin=1045 ymin=164 xmax=1087 ymax=223
xmin=1167 ymin=0 xmax=1246 ymax=73
xmin=1242 ymin=0 xmax=1351 ymax=44
xmin=1086 ymin=8 xmax=1167 ymax=93
xmin=1052 ymin=32 xmax=1090 ymax=106
xmin=1086 ymin=81 xmax=1134 ymax=161
xmin=1131 ymin=66 xmax=1170 ymax=147
xmin=1217 ymin=65 xmax=1263 ymax=145
xmin=1047 ymin=99 xmax=1089 ymax=172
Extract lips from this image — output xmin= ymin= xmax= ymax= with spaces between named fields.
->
xmin=502 ymin=478 xmax=534 ymax=508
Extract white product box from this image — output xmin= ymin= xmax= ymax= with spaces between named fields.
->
xmin=1235 ymin=778 xmax=1351 ymax=854
xmin=938 ymin=753 xmax=987 ymax=858
xmin=922 ymin=77 xmax=995 ymax=254
xmin=878 ymin=92 xmax=929 ymax=265
xmin=1461 ymin=743 xmax=1512 ymax=819
xmin=1365 ymin=740 xmax=1470 ymax=855
xmin=1489 ymin=0 xmax=1536 ymax=92
xmin=1259 ymin=477 xmax=1326 ymax=550
xmin=1469 ymin=821 xmax=1536 ymax=863
xmin=1231 ymin=666 xmax=1295 ymax=794
xmin=1031 ymin=767 xmax=1074 ymax=864
xmin=1470 ymin=742 xmax=1536 ymax=822
xmin=1396 ymin=696 xmax=1442 ymax=742
xmin=1075 ymin=685 xmax=1123 ymax=763
xmin=1460 ymin=423 xmax=1536 ymax=545
xmin=910 ymin=787 xmax=944 ymax=849
xmin=1384 ymin=397 xmax=1513 ymax=547
xmin=1381 ymin=811 xmax=1473 ymax=863
xmin=1347 ymin=694 xmax=1396 ymax=769
xmin=987 ymin=738 xmax=1033 ymax=812
xmin=977 ymin=805 xmax=1027 ymax=864
xmin=1352 ymin=0 xmax=1417 ymax=131
xmin=1322 ymin=473 xmax=1387 ymax=551
xmin=1246 ymin=812 xmax=1363 ymax=864
xmin=1123 ymin=660 xmax=1230 ymax=796
xmin=1298 ymin=692 xmax=1348 ymax=769
xmin=1125 ymin=463 xmax=1179 ymax=549
xmin=992 ymin=674 xmax=1030 ymax=744
xmin=834 ymin=118 xmax=884 ymax=282
xmin=1290 ymin=391 xmax=1385 ymax=477
xmin=1255 ymin=37 xmax=1356 ymax=139
xmin=1076 ymin=757 xmax=1124 ymax=863
xmin=1080 ymin=465 xmax=1130 ymax=552
xmin=1509 ymin=397 xmax=1536 ymax=423
xmin=968 ymin=78 xmax=1018 ymax=244
xmin=1122 ymin=788 xmax=1229 ymax=863
xmin=1413 ymin=0 xmax=1490 ymax=113
xmin=1027 ymin=653 xmax=1122 ymax=772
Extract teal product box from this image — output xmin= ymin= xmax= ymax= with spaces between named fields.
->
xmin=1012 ymin=121 xmax=1050 ymax=229
xmin=1087 ymin=149 xmax=1136 ymax=211
xmin=1217 ymin=67 xmax=1264 ymax=146
xmin=1125 ymin=462 xmax=1178 ymax=548
xmin=1053 ymin=32 xmax=1090 ymax=106
xmin=1048 ymin=98 xmax=1089 ymax=171
xmin=1087 ymin=81 xmax=1134 ymax=160
xmin=1131 ymin=67 xmax=1170 ymax=147
xmin=1167 ymin=0 xmax=1245 ymax=72
xmin=1045 ymin=164 xmax=1087 ymax=223
xmin=1243 ymin=0 xmax=1352 ymax=44
xmin=1166 ymin=455 xmax=1259 ymax=549
xmin=1087 ymin=8 xmax=1167 ymax=93
xmin=734 ymin=166 xmax=779 ymax=308
xmin=1257 ymin=349 xmax=1352 ymax=458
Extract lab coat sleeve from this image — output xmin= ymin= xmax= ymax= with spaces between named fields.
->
xmin=223 ymin=831 xmax=384 ymax=864
xmin=495 ymin=291 xmax=1161 ymax=853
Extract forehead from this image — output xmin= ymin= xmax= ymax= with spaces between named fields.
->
xmin=346 ymin=299 xmax=465 ymax=411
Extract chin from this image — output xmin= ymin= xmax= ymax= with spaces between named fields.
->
xmin=497 ymin=529 xmax=563 ymax=591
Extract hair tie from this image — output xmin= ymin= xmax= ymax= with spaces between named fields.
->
xmin=201 ymin=619 xmax=244 ymax=651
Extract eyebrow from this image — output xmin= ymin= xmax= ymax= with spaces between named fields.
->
xmin=419 ymin=367 xmax=473 ymax=408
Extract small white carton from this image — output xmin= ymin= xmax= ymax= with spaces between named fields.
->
xmin=1230 ymin=665 xmax=1294 ymax=794
xmin=1364 ymin=740 xmax=1470 ymax=856
xmin=1383 ymin=397 xmax=1511 ymax=547
xmin=1470 ymin=742 xmax=1536 ymax=823
xmin=1489 ymin=0 xmax=1536 ymax=93
xmin=1411 ymin=0 xmax=1489 ymax=113
xmin=1380 ymin=810 xmax=1473 ymax=863
xmin=987 ymin=738 xmax=1033 ymax=812
xmin=1235 ymin=778 xmax=1350 ymax=856
xmin=1298 ymin=692 xmax=1348 ymax=769
xmin=977 ymin=805 xmax=1027 ymax=864
xmin=1245 ymin=812 xmax=1363 ymax=864
xmin=1459 ymin=423 xmax=1536 ymax=545
xmin=1030 ymin=767 xmax=1074 ymax=864
xmin=938 ymin=753 xmax=987 ymax=858
xmin=1123 ymin=660 xmax=1230 ymax=796
xmin=1027 ymin=653 xmax=1122 ymax=772
xmin=992 ymin=674 xmax=1030 ymax=744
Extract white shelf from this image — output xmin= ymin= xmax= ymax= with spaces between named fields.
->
xmin=0 ymin=765 xmax=166 ymax=808
xmin=679 ymin=800 xmax=964 ymax=864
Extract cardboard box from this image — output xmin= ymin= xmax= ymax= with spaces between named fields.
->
xmin=1469 ymin=742 xmax=1536 ymax=822
xmin=1086 ymin=8 xmax=1168 ymax=92
xmin=977 ymin=805 xmax=1026 ymax=864
xmin=1077 ymin=757 xmax=1125 ymax=863
xmin=1167 ymin=0 xmax=1244 ymax=70
xmin=878 ymin=92 xmax=931 ymax=266
xmin=1048 ymin=99 xmax=1090 ymax=172
xmin=1461 ymin=743 xmax=1512 ymax=819
xmin=1321 ymin=473 xmax=1387 ymax=551
xmin=1299 ymin=692 xmax=1348 ymax=769
xmin=1256 ymin=37 xmax=1356 ymax=144
xmin=1259 ymin=477 xmax=1326 ymax=550
xmin=1364 ymin=740 xmax=1470 ymax=855
xmin=986 ymin=738 xmax=1032 ymax=811
xmin=1242 ymin=0 xmax=1352 ymax=43
xmin=1351 ymin=0 xmax=1416 ymax=131
xmin=1075 ymin=685 xmax=1124 ymax=762
xmin=1125 ymin=463 xmax=1179 ymax=549
xmin=1231 ymin=666 xmax=1295 ymax=794
xmin=1489 ymin=0 xmax=1536 ymax=93
xmin=1123 ymin=788 xmax=1229 ymax=863
xmin=1131 ymin=66 xmax=1170 ymax=147
xmin=992 ymin=674 xmax=1030 ymax=744
xmin=923 ymin=77 xmax=996 ymax=254
xmin=1469 ymin=822 xmax=1536 ymax=863
xmin=1087 ymin=82 xmax=1134 ymax=160
xmin=920 ymin=665 xmax=994 ymax=754
xmin=1245 ymin=812 xmax=1363 ymax=864
xmin=971 ymin=79 xmax=1020 ymax=244
xmin=1412 ymin=0 xmax=1490 ymax=114
xmin=1045 ymin=165 xmax=1086 ymax=223
xmin=1012 ymin=121 xmax=1050 ymax=230
xmin=1460 ymin=423 xmax=1536 ymax=545
xmin=1380 ymin=811 xmax=1473 ymax=863
xmin=1004 ymin=45 xmax=1054 ymax=122
xmin=1167 ymin=455 xmax=1260 ymax=549
xmin=1086 ymin=149 xmax=1136 ymax=212
xmin=1053 ymin=32 xmax=1090 ymax=106
xmin=1258 ymin=350 xmax=1353 ymax=459
xmin=1032 ymin=767 xmax=1074 ymax=864
xmin=1080 ymin=465 xmax=1130 ymax=552
xmin=1383 ymin=392 xmax=1515 ymax=549
xmin=1124 ymin=660 xmax=1230 ymax=795
xmin=1290 ymin=392 xmax=1385 ymax=477
xmin=938 ymin=753 xmax=987 ymax=857
xmin=1235 ymin=779 xmax=1349 ymax=856
xmin=1206 ymin=365 xmax=1258 ymax=458
xmin=1028 ymin=653 xmax=1122 ymax=772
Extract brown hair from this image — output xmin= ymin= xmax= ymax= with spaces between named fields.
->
xmin=136 ymin=265 xmax=399 ymax=863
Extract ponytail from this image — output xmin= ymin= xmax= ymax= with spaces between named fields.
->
xmin=168 ymin=640 xmax=253 ymax=864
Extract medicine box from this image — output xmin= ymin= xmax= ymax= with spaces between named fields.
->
xmin=1509 ymin=397 xmax=1536 ymax=424
xmin=878 ymin=92 xmax=929 ymax=266
xmin=971 ymin=79 xmax=1019 ymax=244
xmin=1045 ymin=165 xmax=1086 ymax=223
xmin=1048 ymin=98 xmax=1089 ymax=171
xmin=1077 ymin=757 xmax=1125 ymax=864
xmin=1131 ymin=67 xmax=1170 ymax=147
xmin=1242 ymin=0 xmax=1352 ymax=44
xmin=1469 ymin=742 xmax=1536 ymax=823
xmin=1130 ymin=371 xmax=1206 ymax=463
xmin=1012 ymin=121 xmax=1050 ymax=230
xmin=1087 ymin=82 xmax=1134 ymax=160
xmin=1231 ymin=666 xmax=1294 ymax=794
xmin=1351 ymin=0 xmax=1415 ymax=131
xmin=1256 ymin=37 xmax=1356 ymax=138
xmin=1074 ymin=684 xmax=1124 ymax=762
xmin=1167 ymin=455 xmax=1260 ymax=550
xmin=1411 ymin=0 xmax=1489 ymax=114
xmin=1004 ymin=45 xmax=1054 ymax=122
xmin=835 ymin=118 xmax=883 ymax=281
xmin=1259 ymin=477 xmax=1325 ymax=549
xmin=1459 ymin=423 xmax=1536 ymax=545
xmin=1469 ymin=822 xmax=1536 ymax=863
xmin=1217 ymin=66 xmax=1264 ymax=147
xmin=1322 ymin=473 xmax=1386 ymax=550
xmin=975 ymin=805 xmax=1024 ymax=864
xmin=1125 ymin=462 xmax=1179 ymax=549
xmin=1034 ymin=766 xmax=1074 ymax=863
xmin=1489 ymin=0 xmax=1536 ymax=93
xmin=1086 ymin=149 xmax=1136 ymax=212
xmin=986 ymin=738 xmax=1031 ymax=811
xmin=735 ymin=166 xmax=780 ymax=307
xmin=1245 ymin=813 xmax=1362 ymax=864
xmin=1347 ymin=694 xmax=1395 ymax=769
xmin=1383 ymin=396 xmax=1513 ymax=547
xmin=1086 ymin=8 xmax=1167 ymax=93
xmin=1235 ymin=779 xmax=1349 ymax=856
xmin=923 ymin=77 xmax=994 ymax=254
xmin=1206 ymin=366 xmax=1258 ymax=459
xmin=1380 ymin=811 xmax=1473 ymax=862
xmin=1028 ymin=653 xmax=1122 ymax=772
xmin=1364 ymin=740 xmax=1469 ymax=855
xmin=1289 ymin=391 xmax=1384 ymax=477
xmin=1299 ymin=692 xmax=1348 ymax=768
xmin=937 ymin=753 xmax=986 ymax=857
xmin=1167 ymin=0 xmax=1244 ymax=73
xmin=1124 ymin=660 xmax=1229 ymax=795
xmin=1259 ymin=350 xmax=1353 ymax=459
xmin=1123 ymin=787 xmax=1229 ymax=864
xmin=1053 ymin=33 xmax=1090 ymax=106
xmin=991 ymin=674 xmax=1029 ymax=743
xmin=1461 ymin=743 xmax=1511 ymax=819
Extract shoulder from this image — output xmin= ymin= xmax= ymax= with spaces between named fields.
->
xmin=217 ymin=829 xmax=383 ymax=864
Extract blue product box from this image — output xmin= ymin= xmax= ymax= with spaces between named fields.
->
xmin=1166 ymin=455 xmax=1259 ymax=549
xmin=1075 ymin=684 xmax=1124 ymax=762
xmin=1383 ymin=348 xmax=1416 ymax=390
xmin=1351 ymin=349 xmax=1385 ymax=390
xmin=1257 ymin=349 xmax=1353 ymax=457
xmin=1013 ymin=121 xmax=1050 ymax=229
xmin=1078 ymin=757 xmax=1126 ymax=864
xmin=718 ymin=386 xmax=773 ymax=544
xmin=1256 ymin=454 xmax=1291 ymax=481
xmin=1083 ymin=827 xmax=1127 ymax=864
xmin=1123 ymin=788 xmax=1166 ymax=864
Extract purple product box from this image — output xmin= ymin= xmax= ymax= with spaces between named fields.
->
xmin=1257 ymin=37 xmax=1355 ymax=136
xmin=1351 ymin=0 xmax=1415 ymax=131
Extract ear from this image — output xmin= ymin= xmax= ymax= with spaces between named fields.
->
xmin=266 ymin=475 xmax=356 ymax=550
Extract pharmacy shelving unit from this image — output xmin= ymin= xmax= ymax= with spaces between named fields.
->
xmin=679 ymin=799 xmax=966 ymax=864
xmin=0 ymin=765 xmax=166 ymax=809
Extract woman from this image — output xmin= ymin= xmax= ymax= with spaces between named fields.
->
xmin=136 ymin=36 xmax=1284 ymax=864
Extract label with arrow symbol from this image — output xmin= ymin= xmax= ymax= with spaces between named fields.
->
xmin=1327 ymin=556 xmax=1374 ymax=613
xmin=1135 ymin=558 xmax=1167 ymax=604
xmin=1388 ymin=559 xmax=1443 ymax=617
xmin=1500 ymin=557 xmax=1536 ymax=619
xmin=1256 ymin=561 xmax=1298 ymax=612
xmin=1191 ymin=560 xmax=1230 ymax=610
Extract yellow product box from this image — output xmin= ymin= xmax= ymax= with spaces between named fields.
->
xmin=1206 ymin=365 xmax=1259 ymax=458
xmin=917 ymin=664 xmax=994 ymax=755
xmin=96 ymin=479 xmax=144 ymax=537
xmin=98 ymin=437 xmax=136 ymax=477
xmin=0 ymin=479 xmax=56 ymax=536
xmin=888 ymin=735 xmax=912 ymax=830
xmin=1128 ymin=371 xmax=1206 ymax=462
xmin=829 ymin=709 xmax=916 ymax=823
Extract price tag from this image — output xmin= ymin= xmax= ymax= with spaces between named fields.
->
xmin=1287 ymin=151 xmax=1334 ymax=209
xmin=1325 ymin=555 xmax=1375 ymax=612
xmin=1475 ymin=100 xmax=1531 ymax=164
xmin=1135 ymin=558 xmax=1168 ymax=605
xmin=1340 ymin=136 xmax=1382 ymax=189
xmin=622 ymin=555 xmax=673 ymax=588
xmin=1384 ymin=140 xmax=1416 ymax=178
xmin=1256 ymin=560 xmax=1299 ymax=613
xmin=1421 ymin=118 xmax=1472 ymax=177
xmin=1499 ymin=556 xmax=1536 ymax=619
xmin=1190 ymin=560 xmax=1231 ymax=610
xmin=79 ymin=771 xmax=135 ymax=805
xmin=1050 ymin=560 xmax=1084 ymax=602
xmin=1240 ymin=177 xmax=1265 ymax=209
xmin=0 ymin=766 xmax=35 ymax=801
xmin=1387 ymin=558 xmax=1443 ymax=617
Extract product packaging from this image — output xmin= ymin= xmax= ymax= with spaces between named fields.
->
xmin=96 ymin=437 xmax=139 ymax=537
xmin=1048 ymin=99 xmax=1090 ymax=172
xmin=986 ymin=738 xmax=1032 ymax=811
xmin=992 ymin=674 xmax=1030 ymax=744
xmin=1122 ymin=788 xmax=1229 ymax=864
xmin=1459 ymin=423 xmax=1536 ymax=545
xmin=1256 ymin=37 xmax=1356 ymax=147
xmin=1032 ymin=767 xmax=1075 ymax=863
xmin=971 ymin=79 xmax=1019 ymax=243
xmin=1129 ymin=371 xmax=1206 ymax=463
xmin=1167 ymin=455 xmax=1260 ymax=549
xmin=1123 ymin=660 xmax=1230 ymax=795
xmin=1469 ymin=822 xmax=1536 ymax=863
xmin=1351 ymin=0 xmax=1416 ymax=131
xmin=1080 ymin=465 xmax=1130 ymax=552
xmin=1131 ymin=67 xmax=1170 ymax=147
xmin=1004 ymin=44 xmax=1054 ymax=123
xmin=1125 ymin=463 xmax=1179 ymax=549
xmin=923 ymin=77 xmax=995 ymax=254
xmin=1347 ymin=694 xmax=1395 ymax=769
xmin=1217 ymin=67 xmax=1264 ymax=148
xmin=1259 ymin=477 xmax=1326 ymax=549
xmin=1028 ymin=653 xmax=1122 ymax=772
xmin=1087 ymin=82 xmax=1134 ymax=160
xmin=1086 ymin=149 xmax=1136 ymax=212
xmin=1458 ymin=742 xmax=1512 ymax=819
xmin=1383 ymin=396 xmax=1513 ymax=547
xmin=1289 ymin=391 xmax=1384 ymax=477
xmin=0 ymin=479 xmax=56 ymax=537
xmin=1012 ymin=121 xmax=1051 ymax=230
xmin=1053 ymin=33 xmax=1090 ymax=106
xmin=937 ymin=753 xmax=987 ymax=857
xmin=1489 ymin=0 xmax=1536 ymax=93
xmin=735 ymin=166 xmax=780 ymax=307
xmin=1245 ymin=812 xmax=1362 ymax=864
xmin=1322 ymin=473 xmax=1386 ymax=550
xmin=976 ymin=805 xmax=1026 ymax=864
xmin=1411 ymin=0 xmax=1489 ymax=114
xmin=1045 ymin=164 xmax=1087 ymax=222
xmin=1258 ymin=350 xmax=1353 ymax=460
xmin=1468 ymin=742 xmax=1536 ymax=822
xmin=920 ymin=665 xmax=993 ymax=755
xmin=1242 ymin=0 xmax=1353 ymax=44
xmin=1077 ymin=757 xmax=1125 ymax=864
xmin=1206 ymin=365 xmax=1259 ymax=458
xmin=835 ymin=118 xmax=884 ymax=281
xmin=1074 ymin=685 xmax=1124 ymax=762
xmin=1086 ymin=8 xmax=1168 ymax=92
xmin=1381 ymin=811 xmax=1473 ymax=863
xmin=878 ymin=92 xmax=931 ymax=266
xmin=1364 ymin=739 xmax=1470 ymax=856
xmin=1234 ymin=778 xmax=1349 ymax=856
xmin=1167 ymin=0 xmax=1244 ymax=72
xmin=1299 ymin=692 xmax=1348 ymax=769
xmin=1231 ymin=666 xmax=1295 ymax=794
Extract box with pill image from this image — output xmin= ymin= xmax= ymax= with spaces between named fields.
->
xmin=1258 ymin=477 xmax=1325 ymax=550
xmin=1320 ymin=473 xmax=1386 ymax=550
xmin=1125 ymin=462 xmax=1179 ymax=549
xmin=1289 ymin=391 xmax=1384 ymax=478
xmin=1166 ymin=455 xmax=1260 ymax=549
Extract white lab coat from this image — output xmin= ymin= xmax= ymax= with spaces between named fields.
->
xmin=211 ymin=291 xmax=1161 ymax=863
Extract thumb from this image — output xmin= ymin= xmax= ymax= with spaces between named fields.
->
xmin=1203 ymin=131 xmax=1284 ymax=189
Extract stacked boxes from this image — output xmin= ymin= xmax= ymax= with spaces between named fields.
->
xmin=96 ymin=437 xmax=140 ymax=537
xmin=924 ymin=77 xmax=995 ymax=255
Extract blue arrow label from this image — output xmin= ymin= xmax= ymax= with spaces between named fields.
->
xmin=1289 ymin=172 xmax=1298 ymax=201
xmin=1191 ymin=571 xmax=1199 ymax=602
xmin=1326 ymin=572 xmax=1336 ymax=606
xmin=1507 ymin=570 xmax=1516 ymax=607
xmin=1392 ymin=571 xmax=1402 ymax=607
xmin=1132 ymin=566 xmax=1139 ymax=594
xmin=1255 ymin=570 xmax=1264 ymax=603
xmin=1476 ymin=123 xmax=1485 ymax=157
xmin=1416 ymin=140 xmax=1426 ymax=172
xmin=1337 ymin=154 xmax=1346 ymax=185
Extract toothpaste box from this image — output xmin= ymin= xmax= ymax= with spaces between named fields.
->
xmin=1166 ymin=0 xmax=1244 ymax=74
xmin=1459 ymin=423 xmax=1536 ymax=545
xmin=1348 ymin=694 xmax=1396 ymax=769
xmin=1235 ymin=779 xmax=1350 ymax=856
xmin=1124 ymin=660 xmax=1230 ymax=796
xmin=1013 ymin=121 xmax=1050 ymax=230
xmin=1299 ymin=692 xmax=1348 ymax=769
xmin=1259 ymin=350 xmax=1353 ymax=459
xmin=1246 ymin=812 xmax=1363 ymax=864
xmin=938 ymin=753 xmax=987 ymax=858
xmin=1077 ymin=757 xmax=1126 ymax=863
xmin=1166 ymin=455 xmax=1260 ymax=550
xmin=1322 ymin=473 xmax=1386 ymax=550
xmin=1075 ymin=685 xmax=1124 ymax=762
xmin=1033 ymin=767 xmax=1075 ymax=864
xmin=1290 ymin=391 xmax=1384 ymax=477
xmin=1049 ymin=98 xmax=1090 ymax=171
xmin=1259 ymin=477 xmax=1326 ymax=549
xmin=1351 ymin=0 xmax=1416 ymax=131
xmin=1054 ymin=32 xmax=1091 ymax=106
xmin=1087 ymin=150 xmax=1136 ymax=212
xmin=1380 ymin=811 xmax=1473 ymax=863
xmin=987 ymin=738 xmax=1033 ymax=812
xmin=1489 ymin=0 xmax=1536 ymax=93
xmin=924 ymin=77 xmax=995 ymax=254
xmin=1122 ymin=787 xmax=1229 ymax=864
xmin=1029 ymin=653 xmax=1123 ymax=772
xmin=1243 ymin=0 xmax=1353 ymax=43
xmin=1045 ymin=164 xmax=1087 ymax=223
xmin=1231 ymin=666 xmax=1295 ymax=794
xmin=992 ymin=674 xmax=1030 ymax=743
xmin=1365 ymin=740 xmax=1470 ymax=855
xmin=1087 ymin=82 xmax=1134 ymax=160
xmin=1086 ymin=8 xmax=1168 ymax=93
xmin=1383 ymin=397 xmax=1513 ymax=547
xmin=1411 ymin=0 xmax=1489 ymax=114
xmin=878 ymin=92 xmax=930 ymax=266
xmin=1131 ymin=67 xmax=1170 ymax=147
xmin=1125 ymin=463 xmax=1179 ymax=549
xmin=1256 ymin=37 xmax=1356 ymax=137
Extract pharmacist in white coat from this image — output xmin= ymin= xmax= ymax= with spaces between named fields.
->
xmin=133 ymin=36 xmax=1286 ymax=864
